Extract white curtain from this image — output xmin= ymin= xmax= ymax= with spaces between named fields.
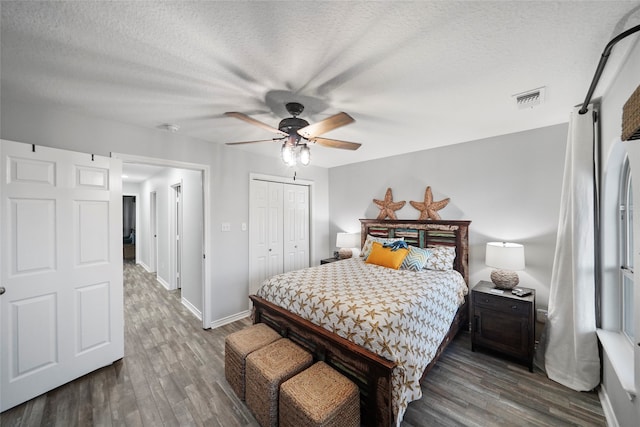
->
xmin=543 ymin=105 xmax=600 ymax=391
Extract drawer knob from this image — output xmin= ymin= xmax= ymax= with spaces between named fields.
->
xmin=511 ymin=305 xmax=518 ymax=310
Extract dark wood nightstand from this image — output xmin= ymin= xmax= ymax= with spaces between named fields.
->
xmin=470 ymin=280 xmax=535 ymax=372
xmin=320 ymin=257 xmax=340 ymax=265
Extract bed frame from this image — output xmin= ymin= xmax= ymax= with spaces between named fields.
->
xmin=249 ymin=219 xmax=471 ymax=427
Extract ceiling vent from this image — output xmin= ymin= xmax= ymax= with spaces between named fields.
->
xmin=513 ymin=87 xmax=546 ymax=109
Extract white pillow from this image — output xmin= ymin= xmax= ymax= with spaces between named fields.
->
xmin=424 ymin=245 xmax=456 ymax=270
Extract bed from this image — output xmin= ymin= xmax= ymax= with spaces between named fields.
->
xmin=249 ymin=219 xmax=471 ymax=427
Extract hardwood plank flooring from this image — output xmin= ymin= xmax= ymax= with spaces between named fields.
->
xmin=1 ymin=262 xmax=606 ymax=427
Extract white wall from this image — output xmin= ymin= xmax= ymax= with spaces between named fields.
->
xmin=599 ymin=34 xmax=640 ymax=426
xmin=328 ymin=123 xmax=568 ymax=312
xmin=123 ymin=182 xmax=141 ymax=195
xmin=0 ymin=99 xmax=331 ymax=325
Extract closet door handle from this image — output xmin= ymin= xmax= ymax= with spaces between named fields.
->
xmin=0 ymin=286 xmax=5 ymax=295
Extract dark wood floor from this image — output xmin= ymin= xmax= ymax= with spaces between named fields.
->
xmin=1 ymin=262 xmax=606 ymax=427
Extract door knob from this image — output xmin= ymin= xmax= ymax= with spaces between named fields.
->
xmin=0 ymin=286 xmax=5 ymax=295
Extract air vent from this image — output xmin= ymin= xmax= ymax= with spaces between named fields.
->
xmin=513 ymin=87 xmax=546 ymax=109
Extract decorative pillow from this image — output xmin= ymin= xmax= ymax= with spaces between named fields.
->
xmin=366 ymin=242 xmax=409 ymax=269
xmin=361 ymin=235 xmax=405 ymax=260
xmin=424 ymin=245 xmax=456 ymax=271
xmin=401 ymin=246 xmax=432 ymax=271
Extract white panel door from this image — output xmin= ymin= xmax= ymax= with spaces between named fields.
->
xmin=249 ymin=180 xmax=284 ymax=296
xmin=266 ymin=182 xmax=283 ymax=278
xmin=283 ymin=184 xmax=309 ymax=272
xmin=249 ymin=180 xmax=269 ymax=296
xmin=0 ymin=140 xmax=123 ymax=411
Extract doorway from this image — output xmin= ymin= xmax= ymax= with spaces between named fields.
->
xmin=123 ymin=195 xmax=136 ymax=261
xmin=113 ymin=153 xmax=211 ymax=329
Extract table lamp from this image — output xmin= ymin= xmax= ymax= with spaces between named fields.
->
xmin=336 ymin=232 xmax=361 ymax=259
xmin=485 ymin=242 xmax=525 ymax=289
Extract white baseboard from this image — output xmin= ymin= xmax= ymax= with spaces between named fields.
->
xmin=182 ymin=297 xmax=202 ymax=321
xmin=156 ymin=276 xmax=171 ymax=290
xmin=210 ymin=310 xmax=251 ymax=329
xmin=598 ymin=384 xmax=619 ymax=427
xmin=138 ymin=260 xmax=152 ymax=273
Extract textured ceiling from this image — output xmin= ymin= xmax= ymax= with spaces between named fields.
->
xmin=2 ymin=1 xmax=640 ymax=168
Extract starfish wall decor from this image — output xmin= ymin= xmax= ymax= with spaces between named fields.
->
xmin=410 ymin=186 xmax=450 ymax=220
xmin=373 ymin=188 xmax=405 ymax=220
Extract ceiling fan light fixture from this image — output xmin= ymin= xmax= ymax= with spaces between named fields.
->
xmin=281 ymin=143 xmax=296 ymax=166
xmin=299 ymin=144 xmax=311 ymax=166
xmin=225 ymin=102 xmax=360 ymax=164
xmin=287 ymin=133 xmax=301 ymax=146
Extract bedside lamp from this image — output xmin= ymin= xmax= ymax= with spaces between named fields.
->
xmin=485 ymin=242 xmax=525 ymax=289
xmin=336 ymin=232 xmax=361 ymax=259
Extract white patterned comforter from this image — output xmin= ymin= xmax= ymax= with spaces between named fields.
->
xmin=255 ymin=257 xmax=468 ymax=426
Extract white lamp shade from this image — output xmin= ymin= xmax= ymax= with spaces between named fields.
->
xmin=485 ymin=242 xmax=525 ymax=270
xmin=336 ymin=232 xmax=360 ymax=249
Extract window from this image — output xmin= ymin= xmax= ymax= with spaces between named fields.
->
xmin=619 ymin=156 xmax=634 ymax=341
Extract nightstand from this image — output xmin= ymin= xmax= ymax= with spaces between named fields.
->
xmin=470 ymin=280 xmax=535 ymax=372
xmin=320 ymin=257 xmax=340 ymax=265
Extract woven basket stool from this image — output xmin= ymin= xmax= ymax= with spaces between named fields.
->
xmin=224 ymin=323 xmax=281 ymax=400
xmin=279 ymin=361 xmax=360 ymax=427
xmin=245 ymin=338 xmax=313 ymax=427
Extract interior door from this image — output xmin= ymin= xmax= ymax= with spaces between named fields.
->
xmin=149 ymin=191 xmax=157 ymax=272
xmin=174 ymin=184 xmax=182 ymax=289
xmin=266 ymin=182 xmax=284 ymax=277
xmin=249 ymin=180 xmax=284 ymax=296
xmin=283 ymin=184 xmax=309 ymax=272
xmin=249 ymin=180 xmax=269 ymax=296
xmin=0 ymin=140 xmax=124 ymax=411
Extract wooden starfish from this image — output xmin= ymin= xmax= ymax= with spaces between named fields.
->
xmin=373 ymin=188 xmax=405 ymax=220
xmin=410 ymin=186 xmax=450 ymax=220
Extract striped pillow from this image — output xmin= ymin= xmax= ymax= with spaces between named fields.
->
xmin=401 ymin=246 xmax=432 ymax=271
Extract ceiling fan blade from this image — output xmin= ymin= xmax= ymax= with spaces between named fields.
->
xmin=225 ymin=138 xmax=283 ymax=146
xmin=297 ymin=112 xmax=354 ymax=139
xmin=312 ymin=137 xmax=361 ymax=150
xmin=225 ymin=112 xmax=288 ymax=136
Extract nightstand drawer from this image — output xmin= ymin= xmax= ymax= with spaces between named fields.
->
xmin=473 ymin=293 xmax=530 ymax=314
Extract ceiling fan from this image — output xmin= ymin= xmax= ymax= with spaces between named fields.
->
xmin=225 ymin=102 xmax=361 ymax=166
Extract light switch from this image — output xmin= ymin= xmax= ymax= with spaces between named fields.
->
xmin=241 ymin=222 xmax=247 ymax=231
xmin=221 ymin=222 xmax=231 ymax=232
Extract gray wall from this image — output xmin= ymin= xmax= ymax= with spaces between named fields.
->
xmin=328 ymin=123 xmax=569 ymax=311
xmin=599 ymin=35 xmax=640 ymax=426
xmin=0 ymin=98 xmax=331 ymax=325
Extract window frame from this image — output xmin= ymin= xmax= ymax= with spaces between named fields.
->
xmin=619 ymin=155 xmax=634 ymax=342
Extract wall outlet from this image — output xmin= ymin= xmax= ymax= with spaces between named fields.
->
xmin=221 ymin=222 xmax=231 ymax=232
xmin=536 ymin=308 xmax=548 ymax=323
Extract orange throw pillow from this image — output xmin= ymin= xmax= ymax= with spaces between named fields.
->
xmin=366 ymin=241 xmax=409 ymax=270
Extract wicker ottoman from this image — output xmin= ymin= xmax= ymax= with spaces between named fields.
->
xmin=224 ymin=323 xmax=281 ymax=400
xmin=279 ymin=361 xmax=360 ymax=427
xmin=245 ymin=338 xmax=313 ymax=427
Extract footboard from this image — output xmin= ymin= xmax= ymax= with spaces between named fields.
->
xmin=250 ymin=295 xmax=396 ymax=427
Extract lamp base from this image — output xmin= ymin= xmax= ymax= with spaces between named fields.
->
xmin=490 ymin=269 xmax=519 ymax=289
xmin=338 ymin=248 xmax=353 ymax=259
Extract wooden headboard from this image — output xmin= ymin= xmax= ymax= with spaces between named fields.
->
xmin=360 ymin=219 xmax=471 ymax=285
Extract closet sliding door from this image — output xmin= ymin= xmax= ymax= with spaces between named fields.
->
xmin=283 ymin=183 xmax=309 ymax=273
xmin=249 ymin=179 xmax=309 ymax=297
